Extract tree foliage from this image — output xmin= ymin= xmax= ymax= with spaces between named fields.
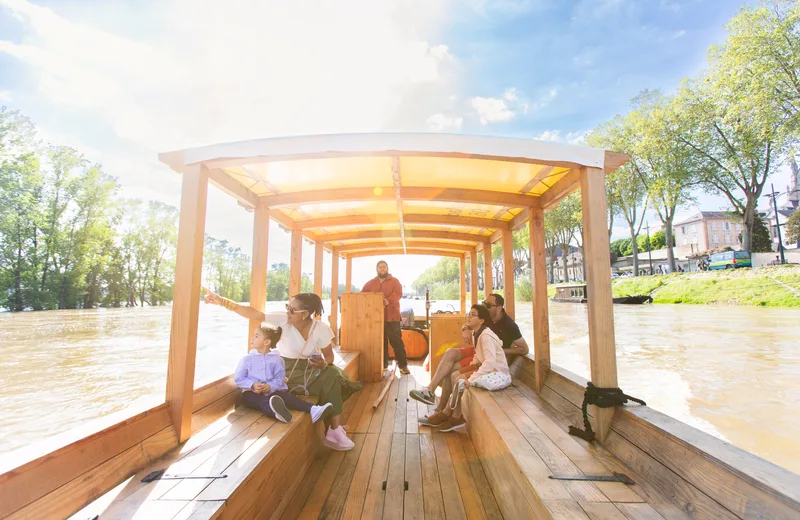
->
xmin=787 ymin=210 xmax=800 ymax=244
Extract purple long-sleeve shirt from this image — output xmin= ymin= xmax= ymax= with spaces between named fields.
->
xmin=234 ymin=349 xmax=288 ymax=393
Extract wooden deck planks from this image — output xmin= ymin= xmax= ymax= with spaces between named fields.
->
xmin=459 ymin=434 xmax=503 ymax=520
xmin=361 ymin=434 xmax=394 ymax=519
xmin=505 ymin=385 xmax=645 ymax=504
xmin=383 ymin=432 xmax=407 ymax=520
xmin=320 ymin=434 xmax=367 ymax=519
xmin=491 ymin=390 xmax=610 ymax=504
xmin=432 ymin=434 xmax=468 ymax=520
xmin=341 ymin=433 xmax=381 ymax=519
xmin=419 ymin=434 xmax=447 ymax=520
xmin=404 ymin=434 xmax=425 ymax=520
xmin=446 ymin=433 xmax=488 ymax=520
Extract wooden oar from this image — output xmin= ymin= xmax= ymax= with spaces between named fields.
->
xmin=372 ymin=361 xmax=398 ymax=409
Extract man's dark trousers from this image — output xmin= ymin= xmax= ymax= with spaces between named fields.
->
xmin=384 ymin=321 xmax=408 ymax=368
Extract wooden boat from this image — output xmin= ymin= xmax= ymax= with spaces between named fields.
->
xmin=552 ymin=284 xmax=651 ymax=304
xmin=2 ymin=134 xmax=798 ymax=520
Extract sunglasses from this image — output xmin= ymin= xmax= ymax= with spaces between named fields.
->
xmin=285 ymin=304 xmax=307 ymax=315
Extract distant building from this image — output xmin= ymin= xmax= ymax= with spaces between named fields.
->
xmin=672 ymin=211 xmax=743 ymax=254
xmin=545 ymin=245 xmax=583 ymax=283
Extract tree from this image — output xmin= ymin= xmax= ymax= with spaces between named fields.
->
xmin=587 ymin=117 xmax=649 ymax=276
xmin=673 ymin=2 xmax=798 ymax=252
xmin=751 ymin=216 xmax=774 ymax=252
xmin=709 ymin=1 xmax=800 ymax=140
xmin=649 ymin=230 xmax=671 ymax=249
xmin=787 ymin=210 xmax=800 ymax=244
xmin=412 ymin=258 xmax=459 ymax=295
xmin=636 ymin=234 xmax=652 ymax=253
xmin=627 ymin=90 xmax=698 ymax=272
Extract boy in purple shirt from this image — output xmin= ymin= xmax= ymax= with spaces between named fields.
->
xmin=235 ymin=325 xmax=331 ymax=423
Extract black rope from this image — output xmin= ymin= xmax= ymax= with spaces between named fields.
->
xmin=568 ymin=382 xmax=646 ymax=443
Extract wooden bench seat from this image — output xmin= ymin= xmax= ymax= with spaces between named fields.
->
xmin=463 ymin=378 xmax=663 ymax=520
xmin=71 ymin=349 xmax=360 ymax=520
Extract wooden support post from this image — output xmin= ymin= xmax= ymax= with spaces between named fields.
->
xmin=314 ymin=242 xmax=324 ymax=296
xmin=330 ymin=248 xmax=340 ymax=341
xmin=460 ymin=254 xmax=467 ymax=314
xmin=289 ymin=230 xmax=303 ymax=298
xmin=580 ymin=166 xmax=618 ymax=443
xmin=166 ymin=164 xmax=208 ymax=443
xmin=470 ymin=249 xmax=479 ymax=306
xmin=483 ymin=245 xmax=493 ymax=296
xmin=313 ymin=241 xmax=324 ymax=320
xmin=345 ymin=256 xmax=352 ymax=293
xmin=529 ymin=205 xmax=550 ymax=391
xmin=502 ymin=228 xmax=515 ymax=318
xmin=249 ymin=203 xmax=270 ymax=343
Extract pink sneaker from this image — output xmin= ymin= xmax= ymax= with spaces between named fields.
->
xmin=323 ymin=426 xmax=354 ymax=451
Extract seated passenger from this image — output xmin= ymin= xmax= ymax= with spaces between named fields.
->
xmin=235 ymin=324 xmax=332 ymax=425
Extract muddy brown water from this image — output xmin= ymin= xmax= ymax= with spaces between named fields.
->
xmin=0 ymin=301 xmax=798 ymax=475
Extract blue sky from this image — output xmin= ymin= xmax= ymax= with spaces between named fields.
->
xmin=0 ymin=0 xmax=792 ymax=287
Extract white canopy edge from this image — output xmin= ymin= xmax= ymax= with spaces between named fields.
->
xmin=159 ymin=133 xmax=606 ymax=173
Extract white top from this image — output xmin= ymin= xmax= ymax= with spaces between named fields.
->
xmin=262 ymin=312 xmax=335 ymax=359
xmin=469 ymin=327 xmax=510 ymax=383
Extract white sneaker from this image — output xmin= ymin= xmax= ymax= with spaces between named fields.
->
xmin=323 ymin=426 xmax=354 ymax=451
xmin=310 ymin=402 xmax=333 ymax=423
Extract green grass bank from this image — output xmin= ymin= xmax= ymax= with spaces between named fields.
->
xmin=543 ymin=265 xmax=800 ymax=307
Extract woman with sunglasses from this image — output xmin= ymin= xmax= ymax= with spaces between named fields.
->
xmin=202 ymin=287 xmax=363 ymax=451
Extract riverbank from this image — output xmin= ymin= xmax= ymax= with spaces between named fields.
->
xmin=544 ymin=265 xmax=800 ymax=307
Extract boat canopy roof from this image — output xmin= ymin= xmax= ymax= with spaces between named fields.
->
xmin=159 ymin=133 xmax=627 ymax=256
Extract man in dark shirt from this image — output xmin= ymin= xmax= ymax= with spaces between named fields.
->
xmin=410 ymin=294 xmax=528 ymax=415
xmin=484 ymin=293 xmax=529 ymax=359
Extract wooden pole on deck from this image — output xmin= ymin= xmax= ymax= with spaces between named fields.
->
xmin=470 ymin=249 xmax=479 ymax=306
xmin=166 ymin=164 xmax=208 ymax=443
xmin=249 ymin=203 xmax=269 ymax=341
xmin=483 ymin=246 xmax=493 ymax=296
xmin=502 ymin=228 xmax=515 ymax=318
xmin=345 ymin=256 xmax=352 ymax=293
xmin=460 ymin=254 xmax=467 ymax=314
xmin=330 ymin=249 xmax=340 ymax=341
xmin=529 ymin=205 xmax=550 ymax=390
xmin=580 ymin=166 xmax=618 ymax=443
xmin=289 ymin=230 xmax=302 ymax=297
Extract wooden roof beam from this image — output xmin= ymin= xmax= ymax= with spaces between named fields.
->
xmin=392 ymin=157 xmax=407 ymax=254
xmin=319 ymin=229 xmax=489 ymax=245
xmin=344 ymin=248 xmax=465 ymax=259
xmin=207 ymin=168 xmax=259 ymax=210
xmin=261 ymin=186 xmax=539 ymax=209
xmin=293 ymin=213 xmax=510 ymax=231
xmin=336 ymin=240 xmax=474 ymax=254
xmin=540 ymin=169 xmax=582 ymax=210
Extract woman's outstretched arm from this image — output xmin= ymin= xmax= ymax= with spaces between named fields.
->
xmin=202 ymin=286 xmax=266 ymax=322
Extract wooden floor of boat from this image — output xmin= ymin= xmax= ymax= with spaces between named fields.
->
xmin=280 ymin=363 xmax=504 ymax=520
xmin=283 ymin=363 xmax=664 ymax=520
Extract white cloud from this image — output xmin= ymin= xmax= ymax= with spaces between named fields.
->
xmin=471 ymin=96 xmax=515 ymax=125
xmin=0 ymin=0 xmax=455 ymax=152
xmin=426 ymin=113 xmax=463 ymax=132
xmin=535 ymin=129 xmax=588 ymax=145
xmin=0 ymin=0 xmax=457 ymax=276
xmin=0 ymin=90 xmax=11 ymax=102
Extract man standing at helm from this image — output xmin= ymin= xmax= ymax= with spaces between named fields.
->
xmin=362 ymin=260 xmax=411 ymax=375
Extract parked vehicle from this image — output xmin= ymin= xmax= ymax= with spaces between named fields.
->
xmin=708 ymin=250 xmax=752 ymax=270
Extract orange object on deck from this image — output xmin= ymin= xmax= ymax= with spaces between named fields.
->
xmin=388 ymin=327 xmax=429 ymax=360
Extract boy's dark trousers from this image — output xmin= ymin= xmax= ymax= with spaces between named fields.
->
xmin=242 ymin=389 xmax=312 ymax=418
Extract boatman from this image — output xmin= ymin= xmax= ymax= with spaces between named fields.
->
xmin=362 ymin=260 xmax=411 ymax=375
xmin=410 ymin=293 xmax=528 ymax=417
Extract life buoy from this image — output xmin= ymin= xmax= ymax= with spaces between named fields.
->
xmin=388 ymin=327 xmax=429 ymax=360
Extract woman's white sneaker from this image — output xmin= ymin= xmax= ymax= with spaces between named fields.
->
xmin=310 ymin=402 xmax=333 ymax=423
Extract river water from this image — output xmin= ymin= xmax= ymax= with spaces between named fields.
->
xmin=0 ymin=301 xmax=798 ymax=475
